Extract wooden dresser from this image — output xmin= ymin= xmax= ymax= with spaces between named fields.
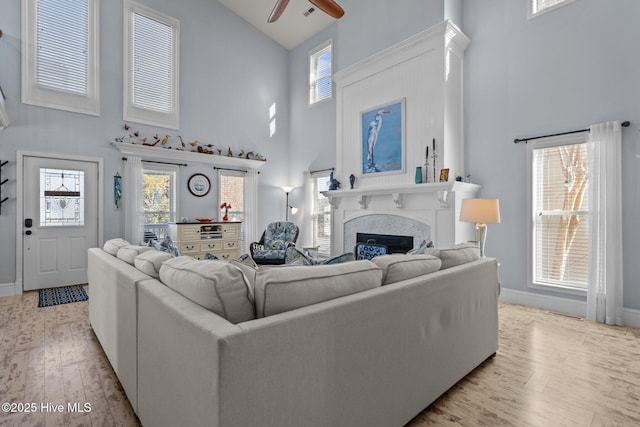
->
xmin=168 ymin=222 xmax=242 ymax=261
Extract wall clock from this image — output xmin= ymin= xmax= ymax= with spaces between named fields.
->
xmin=187 ymin=173 xmax=211 ymax=197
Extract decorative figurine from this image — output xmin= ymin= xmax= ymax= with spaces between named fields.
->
xmin=329 ymin=171 xmax=341 ymax=190
xmin=465 ymin=174 xmax=472 ymax=183
xmin=349 ymin=174 xmax=356 ymax=189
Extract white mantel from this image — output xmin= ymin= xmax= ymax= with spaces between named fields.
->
xmin=323 ymin=182 xmax=480 ymax=255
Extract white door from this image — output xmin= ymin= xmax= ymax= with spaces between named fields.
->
xmin=23 ymin=156 xmax=98 ymax=291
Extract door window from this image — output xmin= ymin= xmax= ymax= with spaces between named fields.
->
xmin=40 ymin=168 xmax=85 ymax=226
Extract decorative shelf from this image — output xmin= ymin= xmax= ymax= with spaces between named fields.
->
xmin=112 ymin=141 xmax=267 ymax=170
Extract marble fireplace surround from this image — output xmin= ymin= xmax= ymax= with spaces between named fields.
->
xmin=322 ymin=182 xmax=479 ymax=256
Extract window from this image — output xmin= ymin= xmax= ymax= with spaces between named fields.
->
xmin=40 ymin=168 xmax=85 ymax=226
xmin=310 ymin=171 xmax=331 ymax=257
xmin=142 ymin=164 xmax=178 ymax=240
xmin=529 ymin=134 xmax=589 ymax=293
xmin=218 ymin=170 xmax=246 ymax=249
xmin=309 ymin=40 xmax=332 ymax=105
xmin=528 ymin=0 xmax=575 ymax=18
xmin=124 ymin=1 xmax=179 ymax=129
xmin=22 ymin=0 xmax=100 ymax=115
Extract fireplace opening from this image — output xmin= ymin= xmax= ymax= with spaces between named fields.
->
xmin=356 ymin=232 xmax=414 ymax=254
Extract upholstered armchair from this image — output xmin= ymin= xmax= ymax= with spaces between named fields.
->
xmin=250 ymin=222 xmax=300 ymax=265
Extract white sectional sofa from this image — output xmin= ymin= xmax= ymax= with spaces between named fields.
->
xmin=88 ymin=241 xmax=500 ymax=427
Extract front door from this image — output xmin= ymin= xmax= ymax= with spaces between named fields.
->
xmin=23 ymin=156 xmax=98 ymax=291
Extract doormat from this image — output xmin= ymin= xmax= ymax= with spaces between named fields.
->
xmin=38 ymin=285 xmax=88 ymax=308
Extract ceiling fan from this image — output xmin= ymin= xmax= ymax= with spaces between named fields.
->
xmin=268 ymin=0 xmax=345 ymax=23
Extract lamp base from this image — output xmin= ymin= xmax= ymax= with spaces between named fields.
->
xmin=475 ymin=222 xmax=488 ymax=257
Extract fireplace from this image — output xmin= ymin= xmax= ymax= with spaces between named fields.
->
xmin=356 ymin=232 xmax=413 ymax=254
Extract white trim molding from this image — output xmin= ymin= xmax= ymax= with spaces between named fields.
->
xmin=500 ymin=288 xmax=640 ymax=328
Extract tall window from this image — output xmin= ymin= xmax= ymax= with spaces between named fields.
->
xmin=142 ymin=164 xmax=177 ymax=240
xmin=530 ymin=134 xmax=589 ymax=293
xmin=310 ymin=172 xmax=331 ymax=257
xmin=22 ymin=0 xmax=100 ymax=115
xmin=124 ymin=1 xmax=179 ymax=129
xmin=218 ymin=170 xmax=246 ymax=249
xmin=309 ymin=40 xmax=332 ymax=105
xmin=529 ymin=0 xmax=575 ymax=18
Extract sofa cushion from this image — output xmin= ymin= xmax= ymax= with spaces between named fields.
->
xmin=254 ymin=260 xmax=382 ymax=318
xmin=437 ymin=243 xmax=480 ymax=269
xmin=159 ymin=257 xmax=255 ymax=323
xmin=104 ymin=238 xmax=130 ymax=256
xmin=229 ymin=254 xmax=258 ymax=294
xmin=134 ymin=250 xmax=173 ymax=279
xmin=117 ymin=245 xmax=154 ymax=265
xmin=372 ymin=254 xmax=442 ymax=285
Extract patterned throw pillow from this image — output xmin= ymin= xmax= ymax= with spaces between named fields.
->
xmin=285 ymin=247 xmax=355 ymax=265
xmin=148 ymin=235 xmax=180 ymax=257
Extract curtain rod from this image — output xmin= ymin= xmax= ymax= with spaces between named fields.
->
xmin=310 ymin=167 xmax=334 ymax=175
xmin=122 ymin=157 xmax=187 ymax=167
xmin=514 ymin=121 xmax=630 ymax=144
xmin=213 ymin=166 xmax=247 ymax=174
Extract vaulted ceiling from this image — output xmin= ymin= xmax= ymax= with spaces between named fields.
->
xmin=217 ymin=0 xmax=339 ymax=50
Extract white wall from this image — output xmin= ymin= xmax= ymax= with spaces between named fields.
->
xmin=462 ymin=0 xmax=640 ymax=310
xmin=0 ymin=0 xmax=290 ymax=287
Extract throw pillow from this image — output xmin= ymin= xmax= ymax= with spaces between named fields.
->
xmin=159 ymin=256 xmax=255 ymax=324
xmin=104 ymin=238 xmax=130 ymax=256
xmin=148 ymin=235 xmax=180 ymax=257
xmin=406 ymin=240 xmax=434 ymax=255
xmin=372 ymin=254 xmax=441 ymax=285
xmin=254 ymin=260 xmax=382 ymax=318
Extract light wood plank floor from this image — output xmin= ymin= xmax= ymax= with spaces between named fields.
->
xmin=1 ymin=293 xmax=639 ymax=426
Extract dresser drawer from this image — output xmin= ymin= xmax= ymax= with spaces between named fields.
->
xmin=224 ymin=241 xmax=239 ymax=250
xmin=222 ymin=224 xmax=240 ymax=239
xmin=200 ymin=241 xmax=223 ymax=252
xmin=180 ymin=243 xmax=199 ymax=253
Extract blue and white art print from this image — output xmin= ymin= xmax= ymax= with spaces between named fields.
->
xmin=361 ymin=98 xmax=405 ymax=176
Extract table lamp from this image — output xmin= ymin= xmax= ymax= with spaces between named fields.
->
xmin=459 ymin=198 xmax=501 ymax=257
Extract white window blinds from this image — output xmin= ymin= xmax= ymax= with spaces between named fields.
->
xmin=124 ymin=1 xmax=179 ymax=129
xmin=219 ymin=171 xmax=246 ymax=249
xmin=36 ymin=0 xmax=88 ymax=95
xmin=311 ymin=172 xmax=331 ymax=256
xmin=22 ymin=0 xmax=99 ymax=115
xmin=309 ymin=41 xmax=332 ymax=105
xmin=133 ymin=13 xmax=173 ymax=113
xmin=532 ymin=140 xmax=589 ymax=290
xmin=530 ymin=0 xmax=575 ymax=17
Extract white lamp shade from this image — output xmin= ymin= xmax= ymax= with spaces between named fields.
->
xmin=460 ymin=199 xmax=501 ymax=224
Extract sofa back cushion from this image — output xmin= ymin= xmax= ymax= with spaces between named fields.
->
xmin=134 ymin=250 xmax=173 ymax=279
xmin=254 ymin=260 xmax=382 ymax=318
xmin=434 ymin=243 xmax=480 ymax=269
xmin=116 ymin=245 xmax=154 ymax=265
xmin=104 ymin=238 xmax=130 ymax=256
xmin=372 ymin=254 xmax=441 ymax=285
xmin=159 ymin=257 xmax=255 ymax=323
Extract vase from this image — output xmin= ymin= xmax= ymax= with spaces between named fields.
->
xmin=414 ymin=167 xmax=423 ymax=184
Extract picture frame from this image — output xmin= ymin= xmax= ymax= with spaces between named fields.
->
xmin=187 ymin=173 xmax=211 ymax=197
xmin=439 ymin=168 xmax=450 ymax=182
xmin=361 ymin=98 xmax=405 ymax=177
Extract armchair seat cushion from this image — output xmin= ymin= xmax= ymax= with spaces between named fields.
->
xmin=251 ymin=249 xmax=287 ymax=265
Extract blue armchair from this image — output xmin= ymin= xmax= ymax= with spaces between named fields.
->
xmin=250 ymin=222 xmax=300 ymax=265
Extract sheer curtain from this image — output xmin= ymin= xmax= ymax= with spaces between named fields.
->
xmin=124 ymin=156 xmax=145 ymax=244
xmin=243 ymin=169 xmax=259 ymax=254
xmin=586 ymin=121 xmax=623 ymax=325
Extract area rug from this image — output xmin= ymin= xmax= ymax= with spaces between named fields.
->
xmin=38 ymin=285 xmax=89 ymax=308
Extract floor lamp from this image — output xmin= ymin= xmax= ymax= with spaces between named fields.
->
xmin=282 ymin=186 xmax=298 ymax=222
xmin=459 ymin=198 xmax=501 ymax=257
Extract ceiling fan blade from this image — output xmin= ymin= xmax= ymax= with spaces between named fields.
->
xmin=308 ymin=0 xmax=345 ymax=19
xmin=268 ymin=0 xmax=290 ymax=23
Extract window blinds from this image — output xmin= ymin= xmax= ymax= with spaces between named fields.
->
xmin=133 ymin=12 xmax=173 ymax=113
xmin=532 ymin=143 xmax=589 ymax=289
xmin=310 ymin=44 xmax=332 ymax=104
xmin=311 ymin=174 xmax=331 ymax=256
xmin=36 ymin=0 xmax=88 ymax=95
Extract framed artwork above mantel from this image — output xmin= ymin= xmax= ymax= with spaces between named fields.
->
xmin=360 ymin=98 xmax=405 ymax=178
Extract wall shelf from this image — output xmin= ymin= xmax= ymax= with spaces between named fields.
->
xmin=113 ymin=141 xmax=267 ymax=170
xmin=0 ymin=160 xmax=9 ymax=215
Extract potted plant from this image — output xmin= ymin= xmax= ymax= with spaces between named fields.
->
xmin=220 ymin=202 xmax=232 ymax=221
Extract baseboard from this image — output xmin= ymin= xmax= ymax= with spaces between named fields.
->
xmin=0 ymin=282 xmax=17 ymax=297
xmin=500 ymin=288 xmax=640 ymax=328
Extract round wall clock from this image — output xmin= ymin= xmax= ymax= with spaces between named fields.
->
xmin=187 ymin=173 xmax=211 ymax=197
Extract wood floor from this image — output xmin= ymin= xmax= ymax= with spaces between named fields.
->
xmin=1 ymin=294 xmax=639 ymax=427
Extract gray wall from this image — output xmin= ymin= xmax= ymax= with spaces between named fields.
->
xmin=462 ymin=0 xmax=640 ymax=309
xmin=0 ymin=0 xmax=289 ymax=285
